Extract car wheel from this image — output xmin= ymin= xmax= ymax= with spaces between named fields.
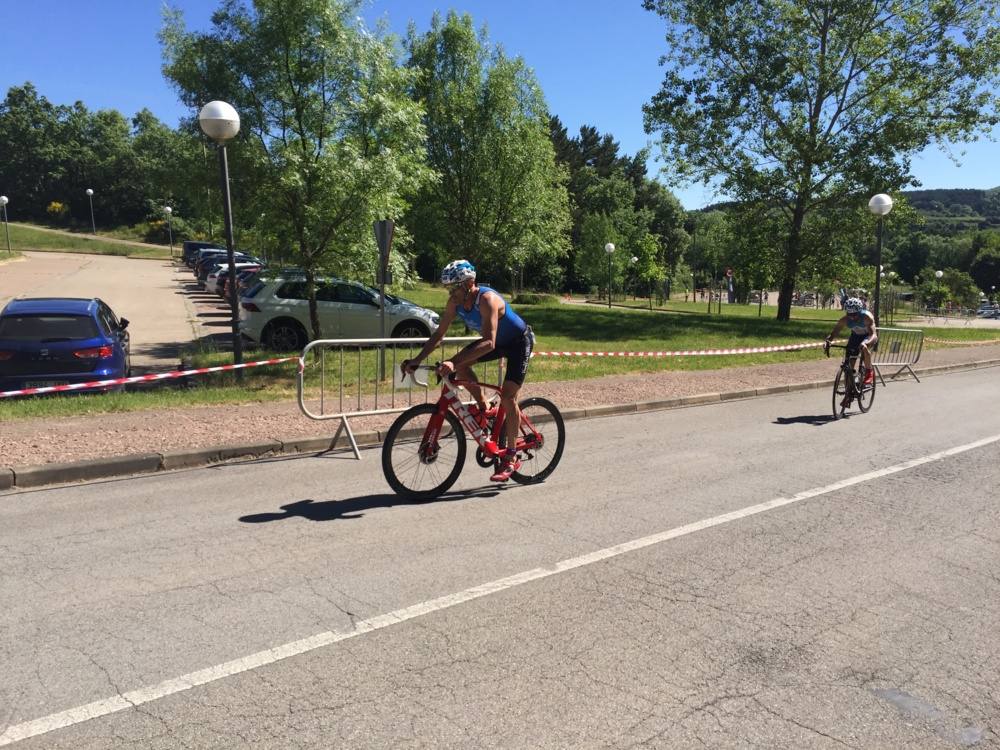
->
xmin=392 ymin=320 xmax=430 ymax=339
xmin=264 ymin=319 xmax=307 ymax=351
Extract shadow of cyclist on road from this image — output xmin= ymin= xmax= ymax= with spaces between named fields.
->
xmin=773 ymin=414 xmax=838 ymax=426
xmin=239 ymin=486 xmax=502 ymax=524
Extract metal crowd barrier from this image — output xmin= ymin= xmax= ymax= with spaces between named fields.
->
xmin=296 ymin=336 xmax=501 ymax=459
xmin=872 ymin=327 xmax=924 ymax=384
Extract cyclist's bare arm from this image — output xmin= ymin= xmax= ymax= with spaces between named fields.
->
xmin=402 ymin=301 xmax=459 ymax=373
xmin=827 ymin=316 xmax=847 ymax=341
xmin=447 ymin=294 xmax=502 ymax=371
xmin=861 ymin=314 xmax=878 ymax=348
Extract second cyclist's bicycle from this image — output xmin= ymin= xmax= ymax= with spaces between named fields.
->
xmin=825 ymin=341 xmax=876 ymax=419
xmin=381 ymin=365 xmax=565 ymax=499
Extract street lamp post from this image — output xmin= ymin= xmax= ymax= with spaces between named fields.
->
xmin=605 ymin=243 xmax=615 ymax=308
xmin=0 ymin=196 xmax=10 ymax=254
xmin=164 ymin=206 xmax=174 ymax=261
xmin=935 ymin=270 xmax=944 ymax=315
xmin=868 ymin=193 xmax=893 ymax=325
xmin=85 ymin=188 xmax=96 ymax=234
xmin=630 ymin=255 xmax=638 ymax=303
xmin=887 ymin=271 xmax=897 ymax=323
xmin=199 ymin=100 xmax=244 ymax=373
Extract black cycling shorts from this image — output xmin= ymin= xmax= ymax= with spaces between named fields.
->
xmin=460 ymin=326 xmax=535 ymax=386
xmin=847 ymin=331 xmax=877 ymax=355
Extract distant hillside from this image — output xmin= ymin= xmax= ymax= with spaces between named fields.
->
xmin=901 ymin=186 xmax=1000 ymax=234
xmin=902 ymin=187 xmax=998 ymax=216
xmin=700 ymin=186 xmax=1000 ymax=234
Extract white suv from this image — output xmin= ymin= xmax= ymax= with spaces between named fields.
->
xmin=239 ymin=276 xmax=440 ymax=350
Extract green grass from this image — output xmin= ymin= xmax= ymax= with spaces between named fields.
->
xmin=5 ymin=222 xmax=170 ymax=259
xmin=3 ymin=287 xmax=998 ymax=421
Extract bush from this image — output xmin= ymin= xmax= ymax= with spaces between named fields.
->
xmin=512 ymin=292 xmax=558 ymax=306
xmin=46 ymin=201 xmax=69 ymax=223
xmin=141 ymin=215 xmax=194 ymax=244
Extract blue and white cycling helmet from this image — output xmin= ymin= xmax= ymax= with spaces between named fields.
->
xmin=844 ymin=297 xmax=864 ymax=314
xmin=441 ymin=259 xmax=476 ymax=286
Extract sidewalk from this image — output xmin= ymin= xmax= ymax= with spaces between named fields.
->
xmin=3 ymin=342 xmax=999 ymax=491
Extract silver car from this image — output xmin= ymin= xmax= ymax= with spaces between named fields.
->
xmin=239 ymin=276 xmax=440 ymax=350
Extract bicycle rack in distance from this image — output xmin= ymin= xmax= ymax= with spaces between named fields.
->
xmin=297 ymin=337 xmax=502 ymax=459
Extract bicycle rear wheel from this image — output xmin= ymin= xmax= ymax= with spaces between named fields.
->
xmin=382 ymin=403 xmax=467 ymax=500
xmin=832 ymin=367 xmax=850 ymax=419
xmin=857 ymin=373 xmax=876 ymax=413
xmin=498 ymin=397 xmax=565 ymax=484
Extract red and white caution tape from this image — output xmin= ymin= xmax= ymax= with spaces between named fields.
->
xmin=925 ymin=337 xmax=1000 ymax=346
xmin=531 ymin=342 xmax=826 ymax=358
xmin=0 ymin=356 xmax=299 ymax=399
xmin=1 ymin=341 xmax=830 ymax=399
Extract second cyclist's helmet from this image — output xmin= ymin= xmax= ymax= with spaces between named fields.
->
xmin=441 ymin=259 xmax=476 ymax=285
xmin=844 ymin=297 xmax=864 ymax=314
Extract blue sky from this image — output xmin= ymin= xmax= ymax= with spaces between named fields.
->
xmin=4 ymin=0 xmax=998 ymax=209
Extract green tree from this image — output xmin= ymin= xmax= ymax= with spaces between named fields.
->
xmin=576 ymin=212 xmax=618 ymax=294
xmin=643 ymin=0 xmax=1000 ymax=321
xmin=970 ymin=241 xmax=1000 ymax=293
xmin=0 ymin=84 xmax=73 ymax=220
xmin=920 ymin=266 xmax=981 ymax=309
xmin=685 ymin=210 xmax=732 ymax=290
xmin=162 ymin=0 xmax=432 ymax=341
xmin=404 ymin=12 xmax=570 ymax=288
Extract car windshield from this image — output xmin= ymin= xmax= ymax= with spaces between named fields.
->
xmin=368 ymin=287 xmax=413 ymax=306
xmin=0 ymin=314 xmax=100 ymax=341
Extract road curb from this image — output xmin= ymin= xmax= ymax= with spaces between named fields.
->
xmin=3 ymin=358 xmax=999 ymax=491
xmin=12 ymin=454 xmax=164 ymax=489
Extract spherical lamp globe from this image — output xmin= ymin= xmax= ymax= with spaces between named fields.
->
xmin=868 ymin=193 xmax=893 ymax=216
xmin=198 ymin=101 xmax=240 ymax=143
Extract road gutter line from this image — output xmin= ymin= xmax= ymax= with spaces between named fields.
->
xmin=2 ymin=432 xmax=1000 ymax=746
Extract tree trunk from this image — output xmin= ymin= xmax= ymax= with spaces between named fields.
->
xmin=306 ymin=268 xmax=322 ymax=341
xmin=776 ymin=203 xmax=807 ymax=322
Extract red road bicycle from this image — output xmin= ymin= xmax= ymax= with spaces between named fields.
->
xmin=381 ymin=365 xmax=565 ymax=499
xmin=825 ymin=341 xmax=876 ymax=419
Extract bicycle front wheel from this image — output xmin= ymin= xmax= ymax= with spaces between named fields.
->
xmin=832 ymin=367 xmax=849 ymax=419
xmin=382 ymin=403 xmax=467 ymax=500
xmin=499 ymin=397 xmax=566 ymax=485
xmin=857 ymin=374 xmax=876 ymax=413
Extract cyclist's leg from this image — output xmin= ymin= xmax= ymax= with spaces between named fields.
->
xmin=846 ymin=333 xmax=865 ymax=375
xmin=453 ymin=341 xmax=495 ymax=411
xmin=455 ymin=363 xmax=486 ymax=410
xmin=861 ymin=337 xmax=877 ymax=378
xmin=491 ymin=330 xmax=533 ymax=481
xmin=500 ymin=328 xmax=533 ymax=450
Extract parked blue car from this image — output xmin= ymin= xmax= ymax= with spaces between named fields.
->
xmin=0 ymin=298 xmax=131 ymax=395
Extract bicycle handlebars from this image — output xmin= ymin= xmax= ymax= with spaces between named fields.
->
xmin=400 ymin=363 xmax=445 ymax=388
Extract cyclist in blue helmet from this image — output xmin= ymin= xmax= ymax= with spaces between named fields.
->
xmin=825 ymin=296 xmax=878 ymax=404
xmin=402 ymin=259 xmax=535 ymax=482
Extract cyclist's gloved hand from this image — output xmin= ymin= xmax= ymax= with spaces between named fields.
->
xmin=436 ymin=360 xmax=455 ymax=378
xmin=401 ymin=359 xmax=419 ymax=375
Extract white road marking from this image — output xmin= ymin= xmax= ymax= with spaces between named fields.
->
xmin=3 ymin=433 xmax=999 ymax=746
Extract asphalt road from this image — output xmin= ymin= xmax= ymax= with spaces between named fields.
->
xmin=2 ymin=368 xmax=1000 ymax=748
xmin=0 ymin=252 xmax=196 ymax=371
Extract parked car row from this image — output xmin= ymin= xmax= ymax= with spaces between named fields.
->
xmin=179 ymin=241 xmax=441 ymax=352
